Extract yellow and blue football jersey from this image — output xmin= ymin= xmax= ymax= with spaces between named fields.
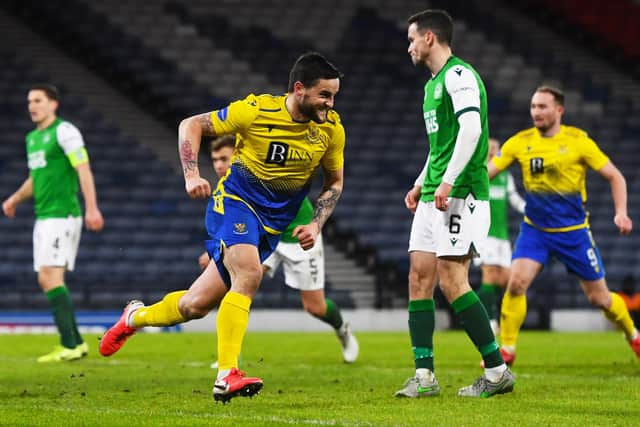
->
xmin=209 ymin=93 xmax=345 ymax=233
xmin=492 ymin=125 xmax=609 ymax=231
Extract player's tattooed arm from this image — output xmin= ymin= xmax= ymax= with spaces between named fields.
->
xmin=312 ymin=168 xmax=344 ymax=229
xmin=313 ymin=187 xmax=341 ymax=229
xmin=178 ymin=112 xmax=216 ymax=179
xmin=178 ymin=112 xmax=216 ymax=198
xmin=196 ymin=112 xmax=216 ymax=136
xmin=179 ymin=139 xmax=198 ymax=177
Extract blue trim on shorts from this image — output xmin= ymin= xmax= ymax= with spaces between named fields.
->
xmin=204 ymin=197 xmax=280 ymax=287
xmin=512 ymin=222 xmax=605 ymax=281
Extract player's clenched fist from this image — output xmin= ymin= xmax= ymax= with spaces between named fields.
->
xmin=292 ymin=222 xmax=321 ymax=251
xmin=185 ymin=177 xmax=211 ymax=199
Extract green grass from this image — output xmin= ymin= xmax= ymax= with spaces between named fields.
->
xmin=1 ymin=331 xmax=639 ymax=426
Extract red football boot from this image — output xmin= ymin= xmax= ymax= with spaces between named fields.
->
xmin=500 ymin=347 xmax=516 ymax=366
xmin=629 ymin=335 xmax=640 ymax=360
xmin=99 ymin=300 xmax=144 ymax=356
xmin=480 ymin=347 xmax=516 ymax=368
xmin=213 ymin=368 xmax=263 ymax=403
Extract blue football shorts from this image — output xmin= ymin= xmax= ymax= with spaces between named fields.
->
xmin=204 ymin=197 xmax=280 ymax=287
xmin=512 ymin=222 xmax=605 ymax=281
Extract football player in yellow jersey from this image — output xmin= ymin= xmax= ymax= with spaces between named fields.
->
xmin=99 ymin=52 xmax=347 ymax=402
xmin=488 ymin=85 xmax=640 ymax=365
xmin=199 ymin=135 xmax=358 ymax=368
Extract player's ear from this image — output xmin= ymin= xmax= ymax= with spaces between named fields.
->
xmin=425 ymin=30 xmax=435 ymax=45
xmin=293 ymin=81 xmax=305 ymax=96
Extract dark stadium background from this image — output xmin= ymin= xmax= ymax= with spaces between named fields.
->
xmin=1 ymin=0 xmax=639 ymax=330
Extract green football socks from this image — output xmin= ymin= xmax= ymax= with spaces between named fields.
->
xmin=452 ymin=291 xmax=503 ymax=368
xmin=476 ymin=283 xmax=500 ymax=320
xmin=319 ymin=298 xmax=344 ymax=330
xmin=46 ymin=285 xmax=79 ymax=349
xmin=409 ymin=299 xmax=435 ymax=371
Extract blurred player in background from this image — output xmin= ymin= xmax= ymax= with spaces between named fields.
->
xmin=490 ymin=85 xmax=640 ymax=365
xmin=2 ymin=84 xmax=104 ymax=362
xmin=475 ymin=138 xmax=525 ymax=334
xmin=199 ymin=135 xmax=358 ymax=367
xmin=99 ymin=52 xmax=346 ymax=403
xmin=396 ymin=9 xmax=513 ymax=399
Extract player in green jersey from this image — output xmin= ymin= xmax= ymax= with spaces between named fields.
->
xmin=395 ymin=10 xmax=514 ymax=399
xmin=475 ymin=138 xmax=525 ymax=334
xmin=2 ymin=84 xmax=104 ymax=362
xmin=199 ymin=136 xmax=358 ymax=366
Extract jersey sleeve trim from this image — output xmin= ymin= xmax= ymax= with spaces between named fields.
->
xmin=454 ymin=106 xmax=480 ymax=119
xmin=210 ymin=95 xmax=260 ymax=136
xmin=444 ymin=66 xmax=481 ymax=115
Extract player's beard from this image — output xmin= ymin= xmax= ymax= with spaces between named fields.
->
xmin=299 ymin=96 xmax=328 ymax=124
xmin=534 ymin=117 xmax=555 ymax=134
xmin=410 ymin=53 xmax=424 ymax=67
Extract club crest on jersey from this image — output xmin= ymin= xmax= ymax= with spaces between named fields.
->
xmin=305 ymin=126 xmax=320 ymax=144
xmin=434 ymin=83 xmax=443 ymax=99
xmin=233 ymin=223 xmax=248 ymax=235
xmin=43 ymin=134 xmax=51 ymax=144
xmin=217 ymin=106 xmax=229 ymax=121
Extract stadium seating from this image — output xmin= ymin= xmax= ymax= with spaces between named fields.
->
xmin=539 ymin=0 xmax=640 ymax=65
xmin=1 ymin=0 xmax=639 ymax=320
xmin=0 ymin=45 xmax=354 ymax=310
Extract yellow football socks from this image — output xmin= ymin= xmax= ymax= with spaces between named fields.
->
xmin=217 ymin=291 xmax=252 ymax=370
xmin=131 ymin=290 xmax=187 ymax=327
xmin=500 ymin=292 xmax=527 ymax=348
xmin=603 ymin=292 xmax=636 ymax=339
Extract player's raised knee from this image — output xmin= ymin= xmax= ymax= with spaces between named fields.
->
xmin=178 ymin=295 xmax=212 ymax=319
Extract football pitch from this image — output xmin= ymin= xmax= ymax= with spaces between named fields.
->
xmin=1 ymin=331 xmax=639 ymax=426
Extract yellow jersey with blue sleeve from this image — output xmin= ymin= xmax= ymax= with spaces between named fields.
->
xmin=209 ymin=93 xmax=345 ymax=233
xmin=491 ymin=125 xmax=609 ymax=232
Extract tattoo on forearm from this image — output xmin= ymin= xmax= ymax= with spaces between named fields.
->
xmin=180 ymin=139 xmax=198 ymax=176
xmin=313 ymin=187 xmax=341 ymax=229
xmin=198 ymin=113 xmax=215 ymax=136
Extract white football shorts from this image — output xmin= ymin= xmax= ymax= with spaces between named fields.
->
xmin=263 ymin=234 xmax=324 ymax=290
xmin=473 ymin=236 xmax=512 ymax=268
xmin=33 ymin=216 xmax=83 ymax=271
xmin=409 ymin=194 xmax=490 ymax=258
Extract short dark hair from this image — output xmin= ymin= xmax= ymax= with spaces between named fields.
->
xmin=536 ymin=85 xmax=565 ymax=106
xmin=29 ymin=84 xmax=59 ymax=101
xmin=407 ymin=9 xmax=454 ymax=45
xmin=287 ymin=52 xmax=343 ymax=92
xmin=210 ymin=135 xmax=236 ymax=154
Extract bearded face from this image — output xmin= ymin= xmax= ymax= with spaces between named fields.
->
xmin=294 ymin=78 xmax=340 ymax=124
